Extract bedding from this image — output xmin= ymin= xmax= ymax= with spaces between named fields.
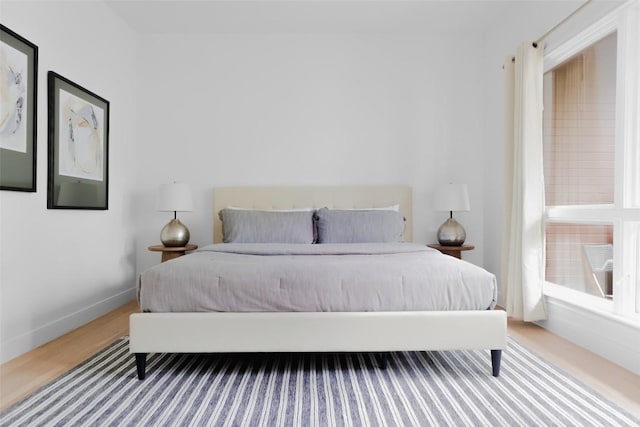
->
xmin=225 ymin=206 xmax=314 ymax=212
xmin=219 ymin=208 xmax=314 ymax=243
xmin=138 ymin=243 xmax=497 ymax=313
xmin=337 ymin=204 xmax=400 ymax=211
xmin=314 ymin=207 xmax=405 ymax=243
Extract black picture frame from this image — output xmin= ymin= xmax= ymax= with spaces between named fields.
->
xmin=47 ymin=72 xmax=109 ymax=210
xmin=0 ymin=24 xmax=38 ymax=192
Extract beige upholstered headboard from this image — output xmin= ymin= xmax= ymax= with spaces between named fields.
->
xmin=213 ymin=186 xmax=413 ymax=243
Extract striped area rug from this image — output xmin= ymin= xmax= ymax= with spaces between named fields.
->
xmin=2 ymin=337 xmax=637 ymax=426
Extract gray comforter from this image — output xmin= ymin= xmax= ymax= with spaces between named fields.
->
xmin=138 ymin=243 xmax=497 ymax=313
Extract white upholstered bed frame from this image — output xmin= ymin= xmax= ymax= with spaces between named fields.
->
xmin=130 ymin=186 xmax=506 ymax=379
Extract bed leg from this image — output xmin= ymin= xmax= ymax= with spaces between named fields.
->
xmin=135 ymin=353 xmax=147 ymax=380
xmin=491 ymin=350 xmax=502 ymax=377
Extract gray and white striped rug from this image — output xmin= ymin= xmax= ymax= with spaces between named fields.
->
xmin=2 ymin=337 xmax=637 ymax=426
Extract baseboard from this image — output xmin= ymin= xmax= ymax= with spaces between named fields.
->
xmin=536 ymin=295 xmax=640 ymax=375
xmin=1 ymin=288 xmax=136 ymax=364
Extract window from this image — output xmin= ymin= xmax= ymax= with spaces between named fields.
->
xmin=543 ymin=33 xmax=617 ymax=300
xmin=545 ymin=223 xmax=614 ymax=297
xmin=543 ymin=33 xmax=616 ymax=208
xmin=542 ymin=4 xmax=640 ymax=317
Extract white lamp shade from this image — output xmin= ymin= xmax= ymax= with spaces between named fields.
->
xmin=433 ymin=183 xmax=470 ymax=212
xmin=156 ymin=183 xmax=193 ymax=212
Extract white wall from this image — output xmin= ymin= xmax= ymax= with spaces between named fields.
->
xmin=134 ymin=32 xmax=487 ymax=274
xmin=0 ymin=1 xmax=138 ymax=362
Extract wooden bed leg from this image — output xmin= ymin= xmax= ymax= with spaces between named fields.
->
xmin=135 ymin=353 xmax=147 ymax=380
xmin=491 ymin=350 xmax=502 ymax=377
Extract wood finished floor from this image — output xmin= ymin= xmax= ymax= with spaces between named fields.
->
xmin=1 ymin=301 xmax=639 ymax=417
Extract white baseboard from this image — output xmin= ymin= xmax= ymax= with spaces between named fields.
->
xmin=1 ymin=288 xmax=136 ymax=364
xmin=536 ymin=295 xmax=640 ymax=375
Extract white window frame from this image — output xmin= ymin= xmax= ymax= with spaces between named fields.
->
xmin=542 ymin=1 xmax=640 ymax=319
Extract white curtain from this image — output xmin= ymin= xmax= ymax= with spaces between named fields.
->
xmin=501 ymin=42 xmax=547 ymax=321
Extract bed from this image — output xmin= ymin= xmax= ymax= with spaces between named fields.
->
xmin=130 ymin=186 xmax=506 ymax=379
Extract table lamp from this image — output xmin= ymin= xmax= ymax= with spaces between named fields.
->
xmin=433 ymin=183 xmax=470 ymax=246
xmin=157 ymin=182 xmax=193 ymax=247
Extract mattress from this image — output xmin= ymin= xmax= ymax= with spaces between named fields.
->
xmin=138 ymin=243 xmax=497 ymax=313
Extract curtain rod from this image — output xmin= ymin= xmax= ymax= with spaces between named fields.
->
xmin=503 ymin=0 xmax=592 ymax=68
xmin=533 ymin=0 xmax=593 ymax=47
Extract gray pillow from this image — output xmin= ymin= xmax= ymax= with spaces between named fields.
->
xmin=219 ymin=209 xmax=315 ymax=243
xmin=314 ymin=207 xmax=405 ymax=243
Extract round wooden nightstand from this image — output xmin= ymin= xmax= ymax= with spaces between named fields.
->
xmin=148 ymin=244 xmax=198 ymax=263
xmin=427 ymin=244 xmax=474 ymax=260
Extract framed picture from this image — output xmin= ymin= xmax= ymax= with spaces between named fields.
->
xmin=47 ymin=72 xmax=109 ymax=209
xmin=0 ymin=24 xmax=38 ymax=192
